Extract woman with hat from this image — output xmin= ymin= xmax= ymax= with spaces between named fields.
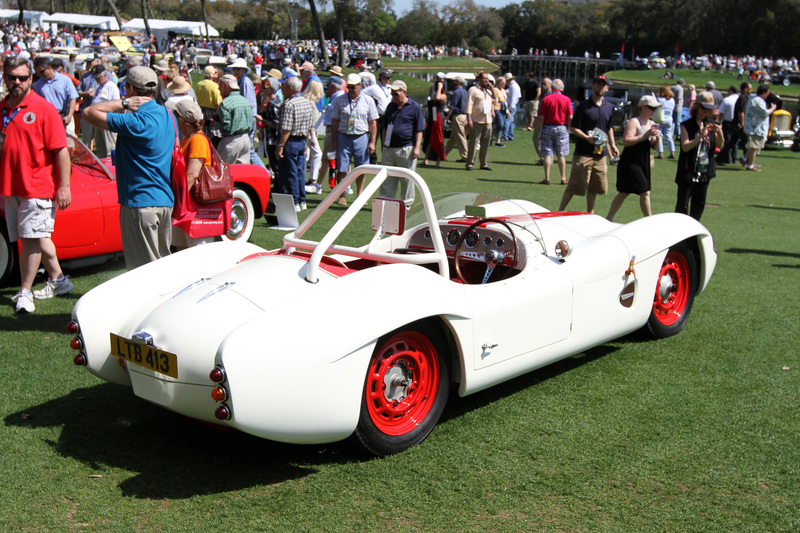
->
xmin=607 ymin=95 xmax=662 ymax=221
xmin=167 ymin=99 xmax=231 ymax=249
xmin=164 ymin=74 xmax=196 ymax=107
xmin=673 ymin=91 xmax=723 ymax=221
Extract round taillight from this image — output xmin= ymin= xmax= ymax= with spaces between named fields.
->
xmin=70 ymin=337 xmax=83 ymax=351
xmin=209 ymin=366 xmax=225 ymax=383
xmin=73 ymin=353 xmax=87 ymax=366
xmin=211 ymin=386 xmax=227 ymax=402
xmin=66 ymin=321 xmax=79 ymax=335
xmin=214 ymin=404 xmax=231 ymax=421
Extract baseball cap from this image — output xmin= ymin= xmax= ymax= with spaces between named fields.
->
xmin=126 ymin=66 xmax=158 ymax=90
xmin=165 ymin=99 xmax=203 ymax=123
xmin=593 ymin=75 xmax=612 ymax=86
xmin=389 ymin=80 xmax=407 ymax=92
xmin=695 ymin=91 xmax=717 ymax=109
xmin=90 ymin=65 xmax=106 ymax=79
xmin=219 ymin=73 xmax=240 ymax=90
xmin=203 ymin=65 xmax=216 ymax=77
xmin=379 ymin=70 xmax=392 ymax=79
xmin=638 ymin=94 xmax=662 ymax=108
xmin=299 ymin=61 xmax=315 ymax=71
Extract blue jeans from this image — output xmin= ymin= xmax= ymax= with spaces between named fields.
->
xmin=249 ymin=127 xmax=267 ymax=169
xmin=504 ymin=106 xmax=517 ymax=140
xmin=278 ymin=137 xmax=307 ymax=205
xmin=494 ymin=110 xmax=506 ymax=141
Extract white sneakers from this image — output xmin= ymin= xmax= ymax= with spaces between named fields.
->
xmin=12 ymin=276 xmax=74 ymax=314
xmin=305 ymin=183 xmax=322 ymax=195
xmin=12 ymin=290 xmax=35 ymax=313
xmin=33 ymin=276 xmax=74 ymax=299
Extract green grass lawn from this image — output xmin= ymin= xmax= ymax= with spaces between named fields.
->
xmin=1 ymin=133 xmax=799 ymax=531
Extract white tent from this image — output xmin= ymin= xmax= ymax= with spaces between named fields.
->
xmin=121 ymin=18 xmax=218 ymax=38
xmin=0 ymin=10 xmax=48 ymax=30
xmin=43 ymin=13 xmax=120 ymax=31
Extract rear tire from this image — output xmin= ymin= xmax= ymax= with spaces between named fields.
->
xmin=222 ymin=188 xmax=255 ymax=242
xmin=0 ymin=224 xmax=17 ymax=287
xmin=354 ymin=323 xmax=449 ymax=456
xmin=647 ymin=241 xmax=698 ymax=338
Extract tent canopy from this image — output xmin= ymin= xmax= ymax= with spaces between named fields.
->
xmin=43 ymin=13 xmax=120 ymax=31
xmin=0 ymin=10 xmax=48 ymax=29
xmin=121 ymin=18 xmax=219 ymax=38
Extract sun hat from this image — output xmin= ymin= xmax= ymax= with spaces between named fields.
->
xmin=346 ymin=73 xmax=362 ymax=86
xmin=153 ymin=59 xmax=170 ymax=72
xmin=126 ymin=66 xmax=158 ymax=90
xmin=504 ymin=72 xmax=514 ymax=80
xmin=329 ymin=65 xmax=344 ymax=76
xmin=228 ymin=57 xmax=250 ymax=73
xmin=165 ymin=99 xmax=203 ymax=122
xmin=167 ymin=75 xmax=191 ymax=95
xmin=203 ymin=65 xmax=216 ymax=78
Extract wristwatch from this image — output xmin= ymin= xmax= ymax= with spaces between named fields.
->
xmin=122 ymin=98 xmax=129 ymax=110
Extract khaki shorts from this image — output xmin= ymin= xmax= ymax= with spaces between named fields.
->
xmin=747 ymin=134 xmax=766 ymax=151
xmin=4 ymin=196 xmax=55 ymax=241
xmin=525 ymin=100 xmax=539 ymax=121
xmin=566 ymin=155 xmax=609 ymax=196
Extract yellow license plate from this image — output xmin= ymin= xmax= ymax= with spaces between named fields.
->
xmin=110 ymin=333 xmax=178 ymax=379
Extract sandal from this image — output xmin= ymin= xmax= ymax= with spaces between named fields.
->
xmin=538 ymin=179 xmax=550 ymax=185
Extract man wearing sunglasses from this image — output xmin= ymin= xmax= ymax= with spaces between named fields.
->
xmin=0 ymin=55 xmax=73 ymax=313
xmin=32 ymin=57 xmax=78 ymax=137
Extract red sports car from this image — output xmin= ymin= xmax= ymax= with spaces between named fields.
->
xmin=0 ymin=136 xmax=271 ymax=286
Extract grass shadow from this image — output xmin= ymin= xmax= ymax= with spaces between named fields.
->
xmin=4 ymin=383 xmax=363 ymax=500
xmin=747 ymin=204 xmax=800 ymax=212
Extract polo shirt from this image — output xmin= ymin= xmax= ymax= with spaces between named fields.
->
xmin=539 ymin=90 xmax=572 ymax=126
xmin=383 ymin=99 xmax=424 ymax=147
xmin=219 ymin=92 xmax=254 ymax=137
xmin=331 ymin=92 xmax=378 ymax=135
xmin=78 ymin=72 xmax=97 ymax=111
xmin=449 ymin=86 xmax=467 ymax=115
xmin=33 ymin=72 xmax=78 ymax=117
xmin=0 ymin=91 xmax=67 ymax=198
xmin=106 ymin=100 xmax=175 ymax=208
xmin=195 ymin=78 xmax=222 ymax=109
xmin=571 ymin=98 xmax=613 ymax=157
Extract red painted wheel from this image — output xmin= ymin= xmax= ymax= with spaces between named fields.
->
xmin=355 ymin=324 xmax=449 ymax=456
xmin=647 ymin=242 xmax=698 ymax=338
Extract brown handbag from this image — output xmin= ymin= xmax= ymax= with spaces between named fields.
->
xmin=191 ymin=137 xmax=233 ymax=204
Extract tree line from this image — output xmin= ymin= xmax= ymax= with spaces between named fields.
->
xmin=16 ymin=0 xmax=800 ymax=58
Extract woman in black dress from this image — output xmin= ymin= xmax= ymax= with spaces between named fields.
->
xmin=607 ymin=95 xmax=662 ymax=221
xmin=674 ymin=91 xmax=723 ymax=221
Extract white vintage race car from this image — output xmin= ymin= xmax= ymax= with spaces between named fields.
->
xmin=68 ymin=166 xmax=717 ymax=456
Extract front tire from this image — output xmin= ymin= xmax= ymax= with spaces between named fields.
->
xmin=355 ymin=323 xmax=449 ymax=456
xmin=223 ymin=188 xmax=255 ymax=242
xmin=647 ymin=241 xmax=698 ymax=338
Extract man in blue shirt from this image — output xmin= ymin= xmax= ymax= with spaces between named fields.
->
xmin=83 ymin=67 xmax=175 ymax=270
xmin=444 ymin=75 xmax=468 ymax=162
xmin=33 ymin=56 xmax=79 ymax=137
xmin=378 ymin=80 xmax=424 ymax=208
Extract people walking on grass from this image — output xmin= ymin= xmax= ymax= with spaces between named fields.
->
xmin=607 ymin=95 xmax=661 ymax=221
xmin=536 ymin=78 xmax=571 ymax=184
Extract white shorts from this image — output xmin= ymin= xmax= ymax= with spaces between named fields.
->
xmin=4 ymin=196 xmax=55 ymax=241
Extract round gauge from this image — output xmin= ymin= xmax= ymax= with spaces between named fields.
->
xmin=465 ymin=230 xmax=480 ymax=248
xmin=483 ymin=235 xmax=493 ymax=246
xmin=496 ymin=238 xmax=505 ymax=248
xmin=423 ymin=229 xmax=431 ymax=239
xmin=446 ymin=228 xmax=461 ymax=246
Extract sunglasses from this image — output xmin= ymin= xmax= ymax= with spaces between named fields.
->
xmin=5 ymin=74 xmax=30 ymax=82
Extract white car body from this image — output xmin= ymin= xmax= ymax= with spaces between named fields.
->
xmin=70 ymin=166 xmax=716 ymax=455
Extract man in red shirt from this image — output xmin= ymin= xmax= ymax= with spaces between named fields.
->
xmin=0 ymin=56 xmax=72 ymax=313
xmin=535 ymin=78 xmax=572 ymax=185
